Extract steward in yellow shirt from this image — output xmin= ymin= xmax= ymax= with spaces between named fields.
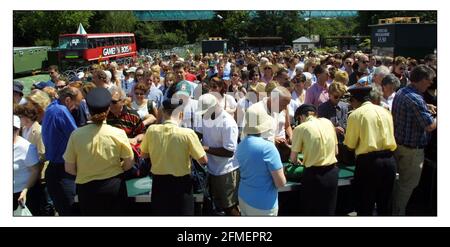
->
xmin=344 ymin=86 xmax=397 ymax=216
xmin=290 ymin=104 xmax=338 ymax=216
xmin=141 ymin=98 xmax=208 ymax=216
xmin=64 ymin=88 xmax=134 ymax=216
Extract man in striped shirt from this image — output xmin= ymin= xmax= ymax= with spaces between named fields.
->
xmin=107 ymin=88 xmax=145 ymax=145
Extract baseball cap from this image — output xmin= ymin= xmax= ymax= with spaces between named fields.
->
xmin=175 ymin=80 xmax=192 ymax=97
xmin=33 ymin=81 xmax=51 ymax=90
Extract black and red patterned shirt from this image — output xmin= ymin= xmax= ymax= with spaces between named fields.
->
xmin=107 ymin=106 xmax=145 ymax=138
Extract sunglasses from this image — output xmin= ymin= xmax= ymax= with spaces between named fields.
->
xmin=345 ymin=62 xmax=352 ymax=64
xmin=135 ymin=92 xmax=146 ymax=96
xmin=56 ymin=85 xmax=65 ymax=89
xmin=111 ymin=99 xmax=121 ymax=104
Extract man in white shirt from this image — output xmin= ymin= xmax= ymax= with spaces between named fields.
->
xmin=381 ymin=74 xmax=401 ymax=111
xmin=196 ymin=94 xmax=240 ymax=216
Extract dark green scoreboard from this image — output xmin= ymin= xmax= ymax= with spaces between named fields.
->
xmin=13 ymin=46 xmax=51 ymax=75
xmin=370 ymin=23 xmax=436 ymax=59
xmin=201 ymin=40 xmax=227 ymax=54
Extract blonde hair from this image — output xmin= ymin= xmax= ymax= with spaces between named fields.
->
xmin=26 ymin=89 xmax=51 ymax=122
xmin=328 ymin=82 xmax=347 ymax=96
xmin=334 ymin=70 xmax=349 ymax=85
xmin=42 ymin=86 xmax=58 ymax=101
xmin=27 ymin=89 xmax=51 ymax=111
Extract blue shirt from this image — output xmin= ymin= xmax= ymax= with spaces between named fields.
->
xmin=41 ymin=100 xmax=77 ymax=163
xmin=46 ymin=80 xmax=56 ymax=88
xmin=236 ymin=136 xmax=283 ymax=210
xmin=147 ymin=86 xmax=163 ymax=108
xmin=392 ymin=84 xmax=433 ymax=148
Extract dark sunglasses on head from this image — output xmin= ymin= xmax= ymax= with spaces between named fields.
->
xmin=111 ymin=99 xmax=121 ymax=104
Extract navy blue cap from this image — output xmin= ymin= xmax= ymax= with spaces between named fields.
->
xmin=13 ymin=80 xmax=24 ymax=94
xmin=33 ymin=81 xmax=51 ymax=90
xmin=86 ymin=88 xmax=111 ymax=114
xmin=348 ymin=86 xmax=372 ymax=101
xmin=295 ymin=104 xmax=317 ymax=117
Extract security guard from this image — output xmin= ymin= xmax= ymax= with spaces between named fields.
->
xmin=290 ymin=104 xmax=339 ymax=216
xmin=64 ymin=88 xmax=134 ymax=216
xmin=140 ymin=98 xmax=208 ymax=216
xmin=344 ymin=87 xmax=397 ymax=216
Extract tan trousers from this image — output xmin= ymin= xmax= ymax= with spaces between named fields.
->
xmin=392 ymin=145 xmax=424 ymax=215
xmin=239 ymin=197 xmax=278 ymax=216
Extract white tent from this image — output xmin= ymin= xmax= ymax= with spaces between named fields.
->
xmin=76 ymin=23 xmax=87 ymax=34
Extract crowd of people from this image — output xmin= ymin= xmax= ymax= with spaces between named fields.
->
xmin=13 ymin=48 xmax=437 ymax=216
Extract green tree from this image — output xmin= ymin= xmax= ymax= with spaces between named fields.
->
xmin=134 ymin=21 xmax=163 ymax=48
xmin=92 ymin=11 xmax=137 ymax=33
xmin=246 ymin=11 xmax=307 ymax=43
xmin=14 ymin=11 xmax=94 ymax=47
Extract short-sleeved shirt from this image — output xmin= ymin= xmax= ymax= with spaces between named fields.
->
xmin=140 ymin=120 xmax=206 ymax=177
xmin=107 ymin=106 xmax=145 ymax=138
xmin=304 ymin=82 xmax=329 ymax=108
xmin=14 ymin=136 xmax=40 ymax=193
xmin=22 ymin=121 xmax=45 ymax=160
xmin=197 ymin=110 xmax=239 ymax=176
xmin=236 ymin=136 xmax=283 ymax=210
xmin=291 ymin=116 xmax=338 ymax=167
xmin=63 ymin=123 xmax=133 ymax=184
xmin=392 ymin=85 xmax=434 ymax=148
xmin=344 ymin=101 xmax=397 ymax=156
xmin=41 ymin=100 xmax=77 ymax=163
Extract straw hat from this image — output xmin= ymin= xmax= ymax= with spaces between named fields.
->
xmin=243 ymin=105 xmax=274 ymax=135
xmin=197 ymin=93 xmax=218 ymax=115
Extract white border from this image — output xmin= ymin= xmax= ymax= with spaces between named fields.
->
xmin=2 ymin=1 xmax=448 ymax=227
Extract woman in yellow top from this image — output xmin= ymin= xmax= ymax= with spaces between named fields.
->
xmin=64 ymin=88 xmax=134 ymax=216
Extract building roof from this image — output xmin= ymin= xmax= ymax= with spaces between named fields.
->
xmin=293 ymin=36 xmax=316 ymax=43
